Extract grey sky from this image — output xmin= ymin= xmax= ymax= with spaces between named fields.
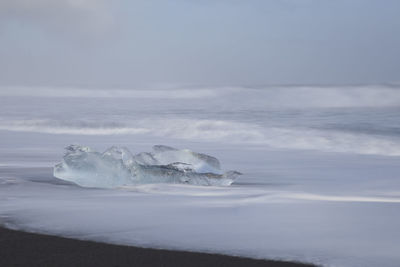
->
xmin=0 ymin=0 xmax=399 ymax=86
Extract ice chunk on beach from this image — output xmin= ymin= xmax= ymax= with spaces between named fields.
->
xmin=54 ymin=145 xmax=241 ymax=188
xmin=152 ymin=145 xmax=222 ymax=174
xmin=53 ymin=145 xmax=134 ymax=188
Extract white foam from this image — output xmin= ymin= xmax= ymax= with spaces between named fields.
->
xmin=1 ymin=118 xmax=400 ymax=156
xmin=286 ymin=193 xmax=400 ymax=203
xmin=0 ymin=123 xmax=149 ymax=135
xmin=2 ymin=85 xmax=400 ymax=107
xmin=250 ymin=85 xmax=400 ymax=108
xmin=0 ymin=86 xmax=220 ymax=99
xmin=1 ymin=179 xmax=400 ymax=267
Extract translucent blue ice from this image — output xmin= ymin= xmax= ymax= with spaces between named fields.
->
xmin=54 ymin=145 xmax=241 ymax=188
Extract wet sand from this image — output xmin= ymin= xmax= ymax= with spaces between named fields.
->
xmin=0 ymin=226 xmax=317 ymax=267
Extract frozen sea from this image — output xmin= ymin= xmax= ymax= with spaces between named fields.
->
xmin=1 ymin=85 xmax=400 ymax=267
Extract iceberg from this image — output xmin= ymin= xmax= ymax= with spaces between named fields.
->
xmin=54 ymin=145 xmax=241 ymax=188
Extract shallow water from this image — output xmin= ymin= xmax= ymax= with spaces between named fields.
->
xmin=0 ymin=85 xmax=400 ymax=267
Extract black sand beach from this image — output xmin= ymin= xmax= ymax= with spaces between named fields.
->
xmin=0 ymin=227 xmax=317 ymax=267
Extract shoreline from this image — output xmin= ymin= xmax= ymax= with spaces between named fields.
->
xmin=0 ymin=226 xmax=317 ymax=267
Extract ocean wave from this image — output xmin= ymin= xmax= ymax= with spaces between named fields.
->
xmin=1 ymin=85 xmax=400 ymax=107
xmin=249 ymin=85 xmax=400 ymax=108
xmin=0 ymin=86 xmax=220 ymax=99
xmin=0 ymin=119 xmax=149 ymax=135
xmin=285 ymin=193 xmax=400 ymax=203
xmin=1 ymin=118 xmax=400 ymax=156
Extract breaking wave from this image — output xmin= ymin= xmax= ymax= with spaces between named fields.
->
xmin=0 ymin=119 xmax=150 ymax=135
xmin=285 ymin=193 xmax=400 ymax=203
xmin=1 ymin=118 xmax=400 ymax=156
xmin=0 ymin=86 xmax=220 ymax=99
xmin=1 ymin=85 xmax=400 ymax=107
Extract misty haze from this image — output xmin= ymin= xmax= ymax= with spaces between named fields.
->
xmin=1 ymin=1 xmax=400 ymax=267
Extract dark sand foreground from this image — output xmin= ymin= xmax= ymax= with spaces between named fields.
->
xmin=0 ymin=227 xmax=317 ymax=267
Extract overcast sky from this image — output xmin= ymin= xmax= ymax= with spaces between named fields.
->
xmin=0 ymin=0 xmax=399 ymax=87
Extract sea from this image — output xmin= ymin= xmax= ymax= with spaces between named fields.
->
xmin=0 ymin=85 xmax=400 ymax=267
